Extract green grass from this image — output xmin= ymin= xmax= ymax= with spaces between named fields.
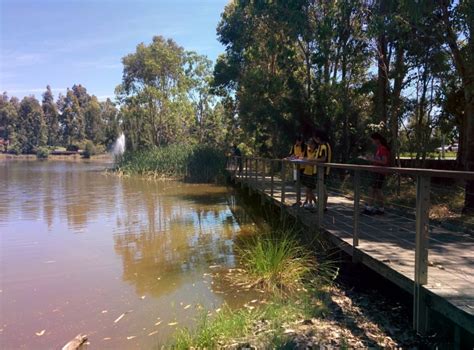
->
xmin=170 ymin=230 xmax=335 ymax=348
xmin=172 ymin=295 xmax=327 ymax=349
xmin=399 ymin=151 xmax=457 ymax=159
xmin=234 ymin=230 xmax=316 ymax=296
xmin=115 ymin=144 xmax=227 ymax=182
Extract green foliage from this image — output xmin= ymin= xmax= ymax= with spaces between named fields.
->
xmin=82 ymin=141 xmax=96 ymax=158
xmin=17 ymin=96 xmax=46 ymax=154
xmin=36 ymin=147 xmax=49 ymax=159
xmin=187 ymin=146 xmax=227 ymax=183
xmin=116 ymin=145 xmax=225 ymax=182
xmin=172 ymin=293 xmax=326 ymax=349
xmin=234 ymin=230 xmax=316 ymax=296
xmin=66 ymin=144 xmax=80 ymax=152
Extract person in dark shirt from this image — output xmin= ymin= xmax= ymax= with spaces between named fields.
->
xmin=363 ymin=133 xmax=391 ymax=215
xmin=232 ymin=144 xmax=243 ymax=173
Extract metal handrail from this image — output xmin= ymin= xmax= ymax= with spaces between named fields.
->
xmin=231 ymin=156 xmax=474 ymax=180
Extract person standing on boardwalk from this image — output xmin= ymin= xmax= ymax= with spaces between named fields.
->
xmin=313 ymin=130 xmax=332 ymax=211
xmin=363 ymin=133 xmax=391 ymax=215
xmin=288 ymin=135 xmax=306 ymax=160
xmin=232 ymin=144 xmax=243 ymax=173
xmin=288 ymin=136 xmax=306 ymax=206
xmin=301 ymin=138 xmax=318 ymax=209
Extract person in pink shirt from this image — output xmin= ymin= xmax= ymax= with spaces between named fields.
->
xmin=363 ymin=132 xmax=391 ymax=215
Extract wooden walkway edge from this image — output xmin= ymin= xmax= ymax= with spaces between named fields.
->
xmin=228 ymin=159 xmax=474 ymax=340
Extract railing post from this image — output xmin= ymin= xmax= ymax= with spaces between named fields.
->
xmin=281 ymin=161 xmax=286 ymax=203
xmin=413 ymin=175 xmax=430 ymax=334
xmin=245 ymin=157 xmax=249 ymax=183
xmin=255 ymin=158 xmax=258 ymax=185
xmin=353 ymin=170 xmax=361 ymax=247
xmin=233 ymin=157 xmax=238 ymax=180
xmin=241 ymin=157 xmax=245 ymax=188
xmin=352 ymin=170 xmax=361 ymax=263
xmin=270 ymin=160 xmax=274 ymax=198
xmin=317 ymin=165 xmax=325 ymax=230
xmin=296 ymin=163 xmax=301 ymax=204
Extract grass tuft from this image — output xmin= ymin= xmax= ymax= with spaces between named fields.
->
xmin=234 ymin=230 xmax=317 ymax=296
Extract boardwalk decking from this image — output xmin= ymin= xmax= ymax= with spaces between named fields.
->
xmin=230 ymin=168 xmax=474 ymax=335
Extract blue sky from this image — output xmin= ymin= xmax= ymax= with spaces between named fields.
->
xmin=0 ymin=0 xmax=228 ymax=101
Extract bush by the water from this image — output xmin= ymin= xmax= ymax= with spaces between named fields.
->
xmin=36 ymin=147 xmax=49 ymax=159
xmin=234 ymin=230 xmax=317 ymax=296
xmin=82 ymin=141 xmax=96 ymax=158
xmin=116 ymin=145 xmax=226 ymax=182
xmin=66 ymin=144 xmax=80 ymax=152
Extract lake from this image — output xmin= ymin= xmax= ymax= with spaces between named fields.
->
xmin=0 ymin=160 xmax=257 ymax=349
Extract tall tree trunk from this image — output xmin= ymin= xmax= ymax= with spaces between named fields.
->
xmin=389 ymin=46 xmax=405 ymax=165
xmin=376 ymin=34 xmax=389 ymax=126
xmin=441 ymin=3 xmax=474 ymax=213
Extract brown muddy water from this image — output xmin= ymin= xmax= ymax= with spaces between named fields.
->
xmin=0 ymin=160 xmax=257 ymax=349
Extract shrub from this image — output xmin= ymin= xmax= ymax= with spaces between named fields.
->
xmin=187 ymin=145 xmax=227 ymax=183
xmin=82 ymin=141 xmax=96 ymax=158
xmin=116 ymin=144 xmax=226 ymax=182
xmin=36 ymin=147 xmax=49 ymax=159
xmin=66 ymin=144 xmax=79 ymax=152
xmin=7 ymin=144 xmax=21 ymax=155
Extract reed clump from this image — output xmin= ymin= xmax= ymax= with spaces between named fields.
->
xmin=234 ymin=230 xmax=317 ymax=296
xmin=115 ymin=144 xmax=226 ymax=182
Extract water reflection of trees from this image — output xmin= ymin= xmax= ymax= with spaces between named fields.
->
xmin=0 ymin=162 xmax=119 ymax=231
xmin=112 ymin=178 xmax=247 ymax=298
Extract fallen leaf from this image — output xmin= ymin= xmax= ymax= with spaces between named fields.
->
xmin=126 ymin=336 xmax=136 ymax=340
xmin=36 ymin=330 xmax=46 ymax=336
xmin=101 ymin=310 xmax=108 ymax=314
xmin=103 ymin=337 xmax=111 ymax=341
xmin=215 ymin=308 xmax=221 ymax=313
xmin=168 ymin=322 xmax=178 ymax=326
xmin=184 ymin=304 xmax=191 ymax=310
xmin=140 ymin=296 xmax=146 ymax=300
xmin=154 ymin=321 xmax=162 ymax=326
xmin=114 ymin=313 xmax=126 ymax=323
xmin=148 ymin=330 xmax=158 ymax=336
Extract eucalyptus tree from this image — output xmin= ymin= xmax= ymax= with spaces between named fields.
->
xmin=42 ymin=85 xmax=59 ymax=146
xmin=116 ymin=36 xmax=196 ymax=149
xmin=17 ymin=96 xmax=46 ymax=153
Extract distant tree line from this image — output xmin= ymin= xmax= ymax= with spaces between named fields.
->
xmin=0 ymin=85 xmax=121 ymax=154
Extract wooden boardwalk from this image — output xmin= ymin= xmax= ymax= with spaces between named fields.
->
xmin=230 ymin=165 xmax=474 ymax=337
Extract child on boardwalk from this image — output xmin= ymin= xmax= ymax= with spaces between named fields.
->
xmin=301 ymin=138 xmax=318 ymax=209
xmin=363 ymin=132 xmax=391 ymax=215
xmin=313 ymin=130 xmax=332 ymax=211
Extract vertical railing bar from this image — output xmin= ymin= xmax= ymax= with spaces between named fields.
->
xmin=281 ymin=160 xmax=286 ymax=203
xmin=270 ymin=160 xmax=274 ymax=198
xmin=353 ymin=170 xmax=361 ymax=247
xmin=413 ymin=175 xmax=430 ymax=334
xmin=317 ymin=165 xmax=325 ymax=230
xmin=296 ymin=162 xmax=301 ymax=204
xmin=255 ymin=158 xmax=258 ymax=187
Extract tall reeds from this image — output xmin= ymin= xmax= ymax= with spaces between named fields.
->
xmin=115 ymin=144 xmax=226 ymax=182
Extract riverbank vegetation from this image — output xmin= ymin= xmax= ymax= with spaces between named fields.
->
xmin=169 ymin=226 xmax=424 ymax=348
xmin=171 ymin=229 xmax=328 ymax=348
xmin=115 ymin=144 xmax=226 ymax=182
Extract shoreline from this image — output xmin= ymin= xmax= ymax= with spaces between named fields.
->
xmin=0 ymin=153 xmax=114 ymax=162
